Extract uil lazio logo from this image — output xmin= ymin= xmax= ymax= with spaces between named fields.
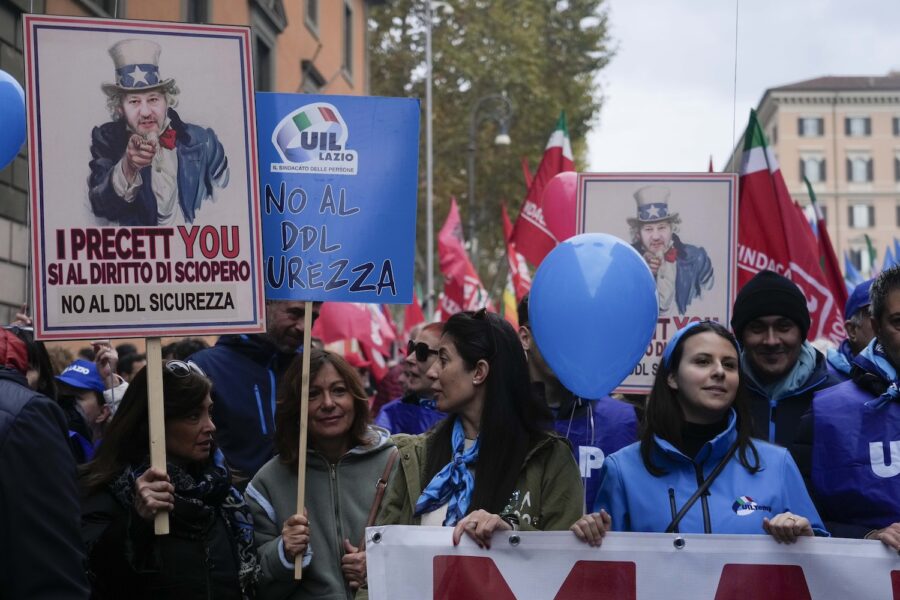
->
xmin=732 ymin=496 xmax=772 ymax=516
xmin=271 ymin=102 xmax=358 ymax=175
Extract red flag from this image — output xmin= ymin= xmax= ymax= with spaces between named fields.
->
xmin=520 ymin=156 xmax=533 ymax=189
xmin=311 ymin=302 xmax=396 ymax=372
xmin=438 ymin=198 xmax=491 ymax=317
xmin=501 ymin=202 xmax=531 ymax=301
xmin=402 ymin=291 xmax=426 ymax=340
xmin=510 ymin=111 xmax=575 ymax=267
xmin=737 ymin=110 xmax=846 ymax=343
xmin=804 ymin=177 xmax=849 ymax=311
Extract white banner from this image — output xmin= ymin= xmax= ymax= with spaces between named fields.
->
xmin=366 ymin=526 xmax=899 ymax=600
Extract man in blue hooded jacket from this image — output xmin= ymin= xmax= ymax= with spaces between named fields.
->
xmin=825 ymin=278 xmax=875 ymax=380
xmin=792 ymin=267 xmax=900 ymax=549
xmin=190 ymin=300 xmax=321 ymax=483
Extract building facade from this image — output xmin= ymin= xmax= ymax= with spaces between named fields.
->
xmin=0 ymin=0 xmax=379 ymax=323
xmin=733 ymin=74 xmax=900 ymax=277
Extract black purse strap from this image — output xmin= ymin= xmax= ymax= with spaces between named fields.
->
xmin=664 ymin=441 xmax=739 ymax=534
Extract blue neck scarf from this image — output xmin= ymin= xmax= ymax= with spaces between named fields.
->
xmin=858 ymin=340 xmax=900 ymax=408
xmin=414 ymin=418 xmax=480 ymax=526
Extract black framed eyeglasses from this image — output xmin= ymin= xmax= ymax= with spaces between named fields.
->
xmin=407 ymin=340 xmax=439 ymax=362
xmin=164 ymin=359 xmax=206 ymax=378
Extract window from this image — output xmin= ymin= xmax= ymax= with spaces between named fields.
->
xmin=771 ymin=125 xmax=778 ymax=145
xmin=849 ymin=248 xmax=863 ymax=271
xmin=846 ymin=156 xmax=873 ymax=183
xmin=896 ymin=204 xmax=900 ymax=227
xmin=798 ymin=117 xmax=824 ymax=137
xmin=800 ymin=156 xmax=826 ymax=183
xmin=896 ymin=157 xmax=900 ymax=182
xmin=254 ymin=35 xmax=273 ymax=91
xmin=848 ymin=203 xmax=875 ymax=229
xmin=185 ymin=0 xmax=208 ymax=23
xmin=343 ymin=1 xmax=354 ymax=77
xmin=818 ymin=204 xmax=828 ymax=225
xmin=306 ymin=0 xmax=319 ymax=35
xmin=845 ymin=116 xmax=872 ymax=136
xmin=250 ymin=1 xmax=286 ymax=92
xmin=894 ymin=117 xmax=900 ymax=136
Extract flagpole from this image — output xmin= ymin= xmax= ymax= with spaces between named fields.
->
xmin=425 ymin=1 xmax=435 ymax=319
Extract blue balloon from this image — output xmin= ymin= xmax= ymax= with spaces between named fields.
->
xmin=530 ymin=233 xmax=658 ymax=399
xmin=0 ymin=69 xmax=26 ymax=171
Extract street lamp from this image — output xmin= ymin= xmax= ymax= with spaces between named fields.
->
xmin=467 ymin=93 xmax=513 ymax=270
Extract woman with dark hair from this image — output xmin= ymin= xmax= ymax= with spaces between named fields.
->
xmin=376 ymin=309 xmax=583 ymax=548
xmin=572 ymin=321 xmax=826 ymax=546
xmin=80 ymin=360 xmax=258 ymax=599
xmin=245 ymin=349 xmax=397 ymax=599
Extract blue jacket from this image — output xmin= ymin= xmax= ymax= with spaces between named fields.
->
xmin=190 ymin=334 xmax=297 ymax=478
xmin=794 ymin=340 xmax=900 ymax=538
xmin=824 ymin=340 xmax=854 ymax=381
xmin=594 ymin=410 xmax=826 ymax=535
xmin=551 ymin=395 xmax=637 ymax=508
xmin=88 ymin=109 xmax=228 ymax=226
xmin=374 ymin=394 xmax=446 ymax=435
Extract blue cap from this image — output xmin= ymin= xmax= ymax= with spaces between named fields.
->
xmin=844 ymin=279 xmax=874 ymax=321
xmin=661 ymin=321 xmax=704 ymax=369
xmin=56 ymin=359 xmax=106 ymax=393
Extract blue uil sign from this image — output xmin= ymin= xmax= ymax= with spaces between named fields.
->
xmin=256 ymin=94 xmax=420 ymax=303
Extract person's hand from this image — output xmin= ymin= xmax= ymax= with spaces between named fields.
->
xmin=133 ymin=467 xmax=174 ymax=521
xmin=643 ymin=252 xmax=661 ymax=277
xmin=282 ymin=511 xmax=310 ymax=561
xmin=570 ymin=509 xmax=612 ymax=547
xmin=124 ymin=134 xmax=157 ymax=181
xmin=452 ymin=510 xmax=512 ymax=549
xmin=11 ymin=304 xmax=31 ymax=328
xmin=93 ymin=341 xmax=118 ymax=386
xmin=762 ymin=512 xmax=813 ymax=543
xmin=341 ymin=539 xmax=367 ymax=590
xmin=865 ymin=522 xmax=900 ymax=551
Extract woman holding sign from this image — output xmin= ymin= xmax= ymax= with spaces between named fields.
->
xmin=245 ymin=349 xmax=397 ymax=599
xmin=375 ymin=309 xmax=583 ymax=546
xmin=571 ymin=321 xmax=826 ymax=545
xmin=80 ymin=360 xmax=259 ymax=599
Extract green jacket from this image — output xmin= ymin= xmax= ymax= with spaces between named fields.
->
xmin=376 ymin=431 xmax=583 ymax=531
xmin=245 ymin=427 xmax=396 ymax=600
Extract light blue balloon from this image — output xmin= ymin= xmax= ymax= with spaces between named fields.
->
xmin=530 ymin=233 xmax=658 ymax=399
xmin=0 ymin=70 xmax=26 ymax=171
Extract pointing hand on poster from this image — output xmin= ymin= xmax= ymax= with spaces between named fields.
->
xmin=124 ymin=133 xmax=157 ymax=181
xmin=530 ymin=233 xmax=658 ymax=399
xmin=0 ymin=69 xmax=26 ymax=171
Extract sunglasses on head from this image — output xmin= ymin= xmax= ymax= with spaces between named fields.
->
xmin=164 ymin=359 xmax=206 ymax=378
xmin=407 ymin=340 xmax=438 ymax=362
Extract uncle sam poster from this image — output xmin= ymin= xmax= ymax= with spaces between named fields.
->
xmin=24 ymin=15 xmax=264 ymax=339
xmin=578 ymin=173 xmax=738 ymax=393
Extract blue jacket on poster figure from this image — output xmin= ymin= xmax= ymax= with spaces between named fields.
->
xmin=594 ymin=409 xmax=827 ymax=535
xmin=542 ymin=386 xmax=638 ymax=508
xmin=189 ymin=334 xmax=296 ymax=480
xmin=793 ymin=340 xmax=900 ymax=538
xmin=632 ymin=234 xmax=713 ymax=315
xmin=374 ymin=393 xmax=446 ymax=435
xmin=88 ymin=108 xmax=229 ymax=226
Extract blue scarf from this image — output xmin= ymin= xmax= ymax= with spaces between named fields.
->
xmin=414 ymin=418 xmax=480 ymax=526
xmin=857 ymin=340 xmax=900 ymax=409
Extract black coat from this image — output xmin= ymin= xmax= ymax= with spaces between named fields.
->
xmin=0 ymin=367 xmax=90 ymax=599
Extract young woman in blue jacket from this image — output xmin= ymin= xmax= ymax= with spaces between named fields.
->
xmin=571 ymin=321 xmax=826 ymax=545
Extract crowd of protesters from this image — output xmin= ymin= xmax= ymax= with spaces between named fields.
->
xmin=1 ymin=267 xmax=898 ymax=599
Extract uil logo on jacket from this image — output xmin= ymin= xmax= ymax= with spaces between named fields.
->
xmin=731 ymin=496 xmax=772 ymax=516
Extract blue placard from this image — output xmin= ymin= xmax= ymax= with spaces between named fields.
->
xmin=256 ymin=93 xmax=420 ymax=303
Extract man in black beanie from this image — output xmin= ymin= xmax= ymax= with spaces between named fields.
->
xmin=731 ymin=270 xmax=841 ymax=446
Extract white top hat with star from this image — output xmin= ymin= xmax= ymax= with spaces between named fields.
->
xmin=101 ymin=39 xmax=174 ymax=96
xmin=627 ymin=185 xmax=679 ymax=226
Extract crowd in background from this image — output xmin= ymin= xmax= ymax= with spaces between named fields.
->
xmin=1 ymin=268 xmax=898 ymax=599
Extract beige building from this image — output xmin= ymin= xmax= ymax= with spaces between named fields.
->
xmin=0 ymin=0 xmax=379 ymax=324
xmin=733 ymin=73 xmax=900 ymax=278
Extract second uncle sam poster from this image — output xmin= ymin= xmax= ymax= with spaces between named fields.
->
xmin=577 ymin=173 xmax=738 ymax=393
xmin=24 ymin=15 xmax=264 ymax=339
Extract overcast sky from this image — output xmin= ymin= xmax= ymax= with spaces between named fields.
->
xmin=587 ymin=0 xmax=900 ymax=172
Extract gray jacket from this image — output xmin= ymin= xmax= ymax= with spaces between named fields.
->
xmin=245 ymin=426 xmax=396 ymax=599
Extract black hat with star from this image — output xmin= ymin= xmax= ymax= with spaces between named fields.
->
xmin=101 ymin=39 xmax=175 ymax=96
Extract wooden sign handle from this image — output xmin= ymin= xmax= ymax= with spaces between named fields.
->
xmin=294 ymin=301 xmax=313 ymax=579
xmin=145 ymin=337 xmax=169 ymax=535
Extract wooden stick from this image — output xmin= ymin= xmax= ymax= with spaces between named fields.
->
xmin=294 ymin=301 xmax=314 ymax=579
xmin=145 ymin=337 xmax=169 ymax=535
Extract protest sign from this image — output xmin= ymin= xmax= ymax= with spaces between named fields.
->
xmin=367 ymin=526 xmax=900 ymax=600
xmin=256 ymin=93 xmax=420 ymax=304
xmin=24 ymin=15 xmax=264 ymax=340
xmin=577 ymin=174 xmax=738 ymax=393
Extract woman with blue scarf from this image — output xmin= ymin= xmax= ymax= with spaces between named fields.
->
xmin=376 ymin=309 xmax=583 ymax=548
xmin=81 ymin=360 xmax=258 ymax=599
xmin=572 ymin=321 xmax=826 ymax=546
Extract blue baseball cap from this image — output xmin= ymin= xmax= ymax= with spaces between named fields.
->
xmin=844 ymin=279 xmax=874 ymax=321
xmin=56 ymin=359 xmax=106 ymax=394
